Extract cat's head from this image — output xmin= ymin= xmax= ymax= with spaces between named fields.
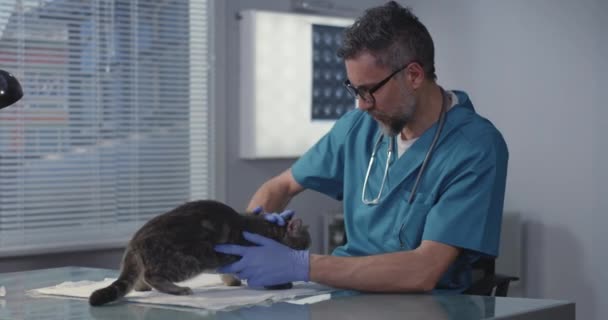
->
xmin=281 ymin=218 xmax=311 ymax=250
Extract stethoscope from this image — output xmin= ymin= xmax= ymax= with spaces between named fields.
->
xmin=361 ymin=87 xmax=449 ymax=205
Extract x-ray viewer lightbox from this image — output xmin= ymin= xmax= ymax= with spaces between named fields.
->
xmin=239 ymin=10 xmax=354 ymax=159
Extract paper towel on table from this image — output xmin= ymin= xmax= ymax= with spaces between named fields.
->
xmin=0 ymin=286 xmax=5 ymax=297
xmin=27 ymin=273 xmax=334 ymax=311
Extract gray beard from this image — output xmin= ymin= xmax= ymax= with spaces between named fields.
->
xmin=374 ymin=88 xmax=417 ymax=137
xmin=377 ymin=102 xmax=415 ymax=136
xmin=377 ymin=117 xmax=407 ymax=137
xmin=385 ymin=92 xmax=417 ymax=136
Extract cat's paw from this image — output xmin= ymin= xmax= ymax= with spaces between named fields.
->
xmin=264 ymin=282 xmax=293 ymax=290
xmin=176 ymin=287 xmax=193 ymax=295
xmin=133 ymin=281 xmax=152 ymax=292
xmin=221 ymin=274 xmax=242 ymax=286
xmin=134 ymin=286 xmax=152 ymax=292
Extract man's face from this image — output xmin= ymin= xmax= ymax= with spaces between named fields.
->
xmin=344 ymin=52 xmax=417 ymax=136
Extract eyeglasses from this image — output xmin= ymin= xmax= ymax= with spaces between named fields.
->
xmin=343 ymin=63 xmax=412 ymax=105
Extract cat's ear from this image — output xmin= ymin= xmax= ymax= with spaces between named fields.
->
xmin=288 ymin=218 xmax=302 ymax=233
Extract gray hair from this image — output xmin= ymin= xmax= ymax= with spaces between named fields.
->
xmin=337 ymin=1 xmax=437 ymax=81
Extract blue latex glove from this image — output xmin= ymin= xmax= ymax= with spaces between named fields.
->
xmin=251 ymin=206 xmax=295 ymax=227
xmin=214 ymin=231 xmax=310 ymax=288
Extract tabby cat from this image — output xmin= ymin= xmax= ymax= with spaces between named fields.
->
xmin=89 ymin=200 xmax=310 ymax=306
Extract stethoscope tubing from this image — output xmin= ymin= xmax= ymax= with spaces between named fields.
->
xmin=408 ymin=88 xmax=448 ymax=203
xmin=362 ymin=87 xmax=449 ymax=205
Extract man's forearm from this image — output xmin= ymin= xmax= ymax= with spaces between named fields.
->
xmin=247 ymin=169 xmax=303 ymax=212
xmin=247 ymin=181 xmax=291 ymax=212
xmin=309 ymin=251 xmax=438 ymax=292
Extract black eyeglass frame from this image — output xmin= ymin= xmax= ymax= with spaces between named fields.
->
xmin=343 ymin=61 xmax=419 ymax=105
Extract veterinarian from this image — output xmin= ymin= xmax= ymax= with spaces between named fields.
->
xmin=215 ymin=1 xmax=508 ymax=293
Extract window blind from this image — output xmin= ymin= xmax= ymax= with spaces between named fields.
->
xmin=0 ymin=0 xmax=212 ymax=256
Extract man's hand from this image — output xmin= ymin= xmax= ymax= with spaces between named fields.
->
xmin=251 ymin=206 xmax=295 ymax=226
xmin=214 ymin=231 xmax=309 ymax=288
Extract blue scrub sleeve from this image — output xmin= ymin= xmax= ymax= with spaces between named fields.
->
xmin=422 ymin=135 xmax=508 ymax=258
xmin=291 ymin=110 xmax=363 ymax=201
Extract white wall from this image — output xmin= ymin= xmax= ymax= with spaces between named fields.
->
xmin=216 ymin=0 xmax=383 ymax=254
xmin=405 ymin=1 xmax=606 ymax=319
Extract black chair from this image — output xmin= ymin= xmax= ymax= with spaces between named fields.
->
xmin=464 ymin=257 xmax=519 ymax=297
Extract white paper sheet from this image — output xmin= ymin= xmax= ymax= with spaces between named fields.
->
xmin=27 ymin=273 xmax=334 ymax=311
xmin=286 ymin=293 xmax=332 ymax=305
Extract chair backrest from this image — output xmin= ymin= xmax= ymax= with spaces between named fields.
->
xmin=472 ymin=256 xmax=496 ymax=280
xmin=465 ymin=257 xmax=519 ymax=297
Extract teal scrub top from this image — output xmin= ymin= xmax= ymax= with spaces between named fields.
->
xmin=291 ymin=91 xmax=508 ymax=293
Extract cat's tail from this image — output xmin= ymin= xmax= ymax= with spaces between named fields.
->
xmin=89 ymin=250 xmax=139 ymax=306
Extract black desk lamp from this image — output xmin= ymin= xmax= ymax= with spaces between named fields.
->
xmin=0 ymin=69 xmax=23 ymax=109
